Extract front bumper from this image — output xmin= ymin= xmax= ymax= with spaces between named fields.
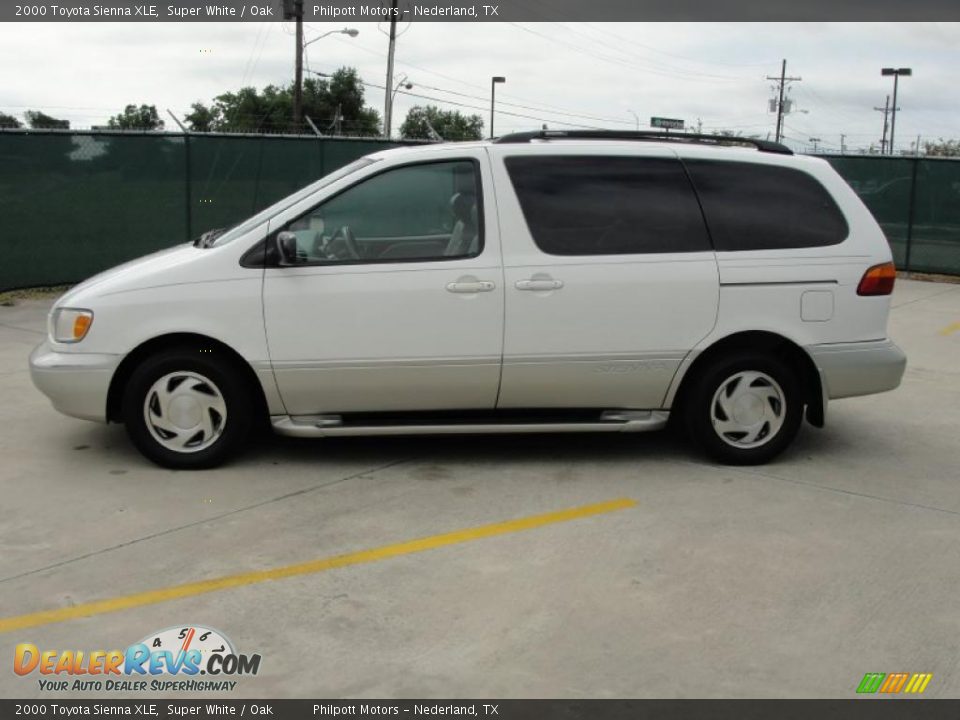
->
xmin=806 ymin=339 xmax=907 ymax=400
xmin=29 ymin=342 xmax=121 ymax=422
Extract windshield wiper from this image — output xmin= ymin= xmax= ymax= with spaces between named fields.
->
xmin=194 ymin=227 xmax=226 ymax=248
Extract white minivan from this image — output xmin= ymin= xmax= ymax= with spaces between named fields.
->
xmin=30 ymin=130 xmax=906 ymax=469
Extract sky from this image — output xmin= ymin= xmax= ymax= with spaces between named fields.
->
xmin=0 ymin=21 xmax=957 ymax=153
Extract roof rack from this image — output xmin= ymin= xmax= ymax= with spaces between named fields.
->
xmin=493 ymin=129 xmax=793 ymax=155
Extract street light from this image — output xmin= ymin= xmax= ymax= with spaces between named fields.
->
xmin=386 ymin=74 xmax=413 ymax=139
xmin=881 ymin=67 xmax=912 ymax=155
xmin=304 ymin=27 xmax=359 ymax=49
xmin=490 ymin=76 xmax=505 ymax=138
xmin=627 ymin=109 xmax=639 ymax=131
xmin=294 ymin=27 xmax=359 ymax=130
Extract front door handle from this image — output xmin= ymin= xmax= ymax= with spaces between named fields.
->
xmin=446 ymin=280 xmax=495 ymax=293
xmin=515 ymin=278 xmax=564 ymax=291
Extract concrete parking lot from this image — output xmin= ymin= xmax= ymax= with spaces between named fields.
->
xmin=1 ymin=278 xmax=958 ymax=699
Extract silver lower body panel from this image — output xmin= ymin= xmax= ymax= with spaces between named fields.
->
xmin=271 ymin=410 xmax=670 ymax=438
xmin=806 ymin=338 xmax=907 ymax=400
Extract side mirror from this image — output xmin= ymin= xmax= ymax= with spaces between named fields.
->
xmin=275 ymin=231 xmax=299 ymax=266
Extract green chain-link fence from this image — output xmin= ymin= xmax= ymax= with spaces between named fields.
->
xmin=1 ymin=131 xmax=959 ymax=290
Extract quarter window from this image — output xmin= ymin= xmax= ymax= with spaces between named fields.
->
xmin=283 ymin=160 xmax=482 ymax=264
xmin=684 ymin=160 xmax=849 ymax=251
xmin=504 ymin=155 xmax=711 ymax=255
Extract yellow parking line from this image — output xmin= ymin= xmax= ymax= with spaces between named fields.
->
xmin=0 ymin=497 xmax=636 ymax=634
xmin=940 ymin=322 xmax=960 ymax=336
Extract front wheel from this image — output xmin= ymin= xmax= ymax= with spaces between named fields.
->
xmin=122 ymin=348 xmax=255 ymax=469
xmin=684 ymin=352 xmax=803 ymax=465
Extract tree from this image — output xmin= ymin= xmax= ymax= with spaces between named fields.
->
xmin=321 ymin=68 xmax=380 ymax=135
xmin=24 ymin=110 xmax=69 ymax=129
xmin=400 ymin=105 xmax=483 ymax=141
xmin=0 ymin=111 xmax=21 ymax=129
xmin=183 ymin=67 xmax=380 ymax=136
xmin=184 ymin=101 xmax=220 ymax=132
xmin=923 ymin=138 xmax=960 ymax=157
xmin=107 ymin=104 xmax=164 ymax=130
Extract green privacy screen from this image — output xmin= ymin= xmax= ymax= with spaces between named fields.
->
xmin=825 ymin=155 xmax=960 ymax=274
xmin=0 ymin=133 xmax=188 ymax=290
xmin=0 ymin=131 xmax=409 ymax=290
xmin=2 ymin=131 xmax=960 ymax=290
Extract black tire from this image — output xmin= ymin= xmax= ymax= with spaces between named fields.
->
xmin=122 ymin=347 xmax=255 ymax=469
xmin=684 ymin=351 xmax=803 ymax=465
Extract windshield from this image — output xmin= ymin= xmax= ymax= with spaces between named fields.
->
xmin=209 ymin=157 xmax=379 ymax=247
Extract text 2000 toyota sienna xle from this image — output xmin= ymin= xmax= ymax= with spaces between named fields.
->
xmin=30 ymin=130 xmax=906 ymax=469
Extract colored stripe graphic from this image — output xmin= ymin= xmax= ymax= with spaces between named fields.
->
xmin=857 ymin=673 xmax=886 ymax=694
xmin=880 ymin=672 xmax=909 ymax=693
xmin=904 ymin=673 xmax=933 ymax=694
xmin=858 ymin=672 xmax=932 ymax=694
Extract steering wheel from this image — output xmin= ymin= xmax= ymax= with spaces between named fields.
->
xmin=330 ymin=225 xmax=361 ymax=260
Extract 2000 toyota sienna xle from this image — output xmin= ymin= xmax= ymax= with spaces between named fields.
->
xmin=30 ymin=130 xmax=907 ymax=469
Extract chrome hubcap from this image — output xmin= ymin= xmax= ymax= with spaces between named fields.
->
xmin=711 ymin=371 xmax=786 ymax=449
xmin=143 ymin=372 xmax=227 ymax=453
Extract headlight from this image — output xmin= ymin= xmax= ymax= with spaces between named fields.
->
xmin=50 ymin=308 xmax=94 ymax=343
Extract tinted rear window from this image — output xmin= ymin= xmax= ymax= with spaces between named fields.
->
xmin=504 ymin=156 xmax=711 ymax=255
xmin=684 ymin=160 xmax=849 ymax=251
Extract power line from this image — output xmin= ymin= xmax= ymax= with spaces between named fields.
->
xmin=407 ymin=82 xmax=633 ymax=126
xmin=506 ymin=22 xmax=749 ymax=84
xmin=579 ymin=21 xmax=776 ymax=69
xmin=360 ymin=80 xmax=608 ymax=131
xmin=329 ymin=33 xmax=640 ymax=126
xmin=500 ymin=0 xmax=765 ymax=77
xmin=548 ymin=21 xmax=752 ymax=80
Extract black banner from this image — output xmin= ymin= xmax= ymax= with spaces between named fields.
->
xmin=3 ymin=700 xmax=960 ymax=719
xmin=3 ymin=0 xmax=960 ymax=22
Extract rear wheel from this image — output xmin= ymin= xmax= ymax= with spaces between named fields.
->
xmin=684 ymin=352 xmax=802 ymax=465
xmin=122 ymin=348 xmax=255 ymax=469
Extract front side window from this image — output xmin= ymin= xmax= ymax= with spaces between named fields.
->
xmin=504 ymin=155 xmax=711 ymax=255
xmin=213 ymin=157 xmax=377 ymax=247
xmin=684 ymin=160 xmax=849 ymax=251
xmin=282 ymin=160 xmax=482 ymax=264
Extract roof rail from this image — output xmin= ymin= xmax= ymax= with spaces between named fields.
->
xmin=493 ymin=129 xmax=793 ymax=155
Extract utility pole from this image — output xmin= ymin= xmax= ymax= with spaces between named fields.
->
xmin=840 ymin=134 xmax=847 ymax=154
xmin=383 ymin=0 xmax=399 ymax=138
xmin=292 ymin=0 xmax=304 ymax=132
xmin=767 ymin=59 xmax=801 ymax=143
xmin=874 ymin=95 xmax=894 ymax=155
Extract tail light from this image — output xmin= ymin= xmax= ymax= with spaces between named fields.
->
xmin=857 ymin=262 xmax=896 ymax=296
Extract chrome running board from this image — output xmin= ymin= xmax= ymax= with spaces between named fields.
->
xmin=271 ymin=410 xmax=669 ymax=438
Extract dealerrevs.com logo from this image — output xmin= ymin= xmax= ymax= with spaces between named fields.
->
xmin=14 ymin=625 xmax=261 ymax=692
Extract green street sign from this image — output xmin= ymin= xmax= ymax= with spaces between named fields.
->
xmin=651 ymin=117 xmax=685 ymax=130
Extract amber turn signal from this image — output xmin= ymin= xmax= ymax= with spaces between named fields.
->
xmin=73 ymin=314 xmax=93 ymax=340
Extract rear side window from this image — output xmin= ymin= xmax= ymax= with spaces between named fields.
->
xmin=684 ymin=160 xmax=849 ymax=251
xmin=504 ymin=156 xmax=711 ymax=255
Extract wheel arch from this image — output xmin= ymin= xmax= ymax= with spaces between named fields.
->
xmin=106 ymin=333 xmax=269 ymax=425
xmin=669 ymin=330 xmax=825 ymax=428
